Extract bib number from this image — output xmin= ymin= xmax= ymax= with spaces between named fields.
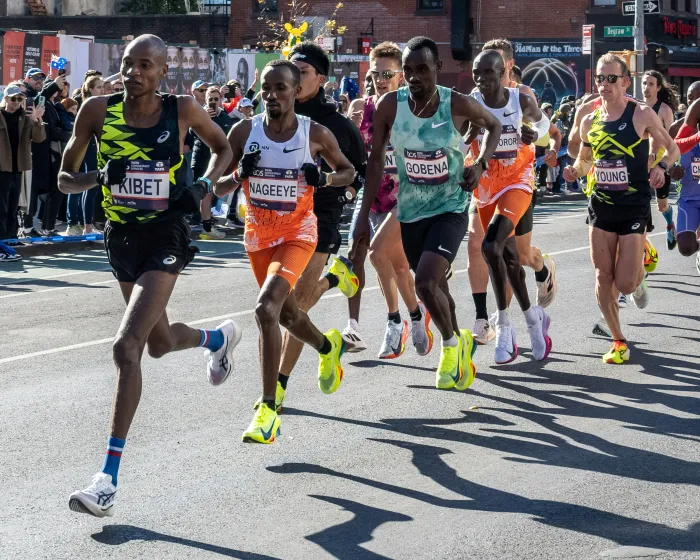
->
xmin=248 ymin=167 xmax=298 ymax=211
xmin=692 ymin=157 xmax=700 ymax=180
xmin=479 ymin=124 xmax=519 ymax=160
xmin=367 ymin=144 xmax=398 ymax=174
xmin=594 ymin=159 xmax=629 ymax=191
xmin=111 ymin=160 xmax=170 ymax=210
xmin=404 ymin=148 xmax=449 ymax=185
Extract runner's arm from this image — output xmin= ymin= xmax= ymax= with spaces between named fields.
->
xmin=563 ymin=114 xmax=594 ymax=181
xmin=348 ymin=97 xmax=365 ymax=127
xmin=641 ymin=104 xmax=680 ymax=170
xmin=310 ymin=122 xmax=356 ymax=187
xmin=58 ymin=97 xmax=102 ymax=194
xmin=675 ymin=98 xmax=700 ymax=154
xmin=567 ymin=100 xmax=594 ymax=159
xmin=181 ymin=96 xmax=232 ymax=185
xmin=458 ymin=95 xmax=501 ymax=163
xmin=215 ymin=119 xmax=252 ymax=196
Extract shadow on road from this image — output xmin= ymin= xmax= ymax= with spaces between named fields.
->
xmin=92 ymin=525 xmax=280 ymax=559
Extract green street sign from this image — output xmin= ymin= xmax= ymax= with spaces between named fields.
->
xmin=604 ymin=26 xmax=634 ymax=38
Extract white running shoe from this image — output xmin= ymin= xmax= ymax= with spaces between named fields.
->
xmin=411 ymin=302 xmax=433 ymax=356
xmin=68 ymin=472 xmax=117 ymax=517
xmin=536 ymin=254 xmax=558 ymax=308
xmin=494 ymin=322 xmax=518 ymax=364
xmin=618 ymin=293 xmax=628 ymax=308
xmin=527 ymin=306 xmax=552 ymax=361
xmin=341 ymin=320 xmax=367 ymax=353
xmin=378 ymin=319 xmax=409 ymax=359
xmin=64 ymin=224 xmax=83 ymax=236
xmin=225 ymin=218 xmax=245 ymax=229
xmin=472 ymin=318 xmax=495 ymax=345
xmin=211 ymin=208 xmax=225 ymax=218
xmin=631 ymin=276 xmax=649 ymax=309
xmin=206 ymin=319 xmax=242 ymax=386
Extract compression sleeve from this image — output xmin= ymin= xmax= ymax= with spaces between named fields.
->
xmin=531 ymin=113 xmax=551 ymax=141
xmin=675 ymin=123 xmax=700 ymax=154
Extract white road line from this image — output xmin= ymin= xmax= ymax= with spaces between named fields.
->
xmin=0 ymin=231 xmax=668 ymax=365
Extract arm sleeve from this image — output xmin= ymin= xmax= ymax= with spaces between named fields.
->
xmin=675 ymin=123 xmax=700 ymax=154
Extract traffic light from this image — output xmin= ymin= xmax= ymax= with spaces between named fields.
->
xmin=645 ymin=43 xmax=669 ymax=72
xmin=607 ymin=50 xmax=637 ymax=74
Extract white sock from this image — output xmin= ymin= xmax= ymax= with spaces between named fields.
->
xmin=442 ymin=335 xmax=458 ymax=347
xmin=496 ymin=309 xmax=510 ymax=326
xmin=348 ymin=319 xmax=359 ymax=331
xmin=523 ymin=306 xmax=538 ymax=327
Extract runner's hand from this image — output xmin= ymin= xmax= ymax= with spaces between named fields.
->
xmin=98 ymin=158 xmax=128 ymax=186
xmin=543 ymin=149 xmax=558 ymax=168
xmin=562 ymin=165 xmax=579 ymax=183
xmin=520 ymin=124 xmax=537 ymax=145
xmin=650 ymin=166 xmax=666 ymax=189
xmin=301 ymin=163 xmax=326 ymax=187
xmin=237 ymin=149 xmax=260 ymax=180
xmin=349 ymin=218 xmax=370 ymax=260
xmin=460 ymin=163 xmax=482 ymax=192
xmin=668 ymin=164 xmax=685 ymax=181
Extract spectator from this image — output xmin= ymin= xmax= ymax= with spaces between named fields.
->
xmin=541 ymin=102 xmax=554 ymax=119
xmin=191 ymin=86 xmax=233 ymax=238
xmin=338 ymin=93 xmax=349 ymax=115
xmin=237 ymin=97 xmax=255 ymax=120
xmin=511 ymin=65 xmax=522 ymax=84
xmin=192 ymin=80 xmax=210 ymax=106
xmin=58 ymin=98 xmax=78 ymax=131
xmin=75 ymin=76 xmax=103 ymax=235
xmin=23 ymin=68 xmax=46 ymax=99
xmin=0 ymin=84 xmax=45 ymax=261
xmin=221 ymin=69 xmax=258 ymax=114
xmin=73 ymin=69 xmax=102 ymax=108
xmin=103 ymin=81 xmax=114 ymax=95
xmin=111 ymin=79 xmax=124 ymax=94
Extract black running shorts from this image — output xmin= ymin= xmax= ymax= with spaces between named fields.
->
xmin=515 ymin=192 xmax=536 ymax=236
xmin=104 ymin=218 xmax=196 ymax=283
xmin=400 ymin=211 xmax=468 ymax=271
xmin=587 ymin=198 xmax=652 ymax=236
xmin=315 ymin=219 xmax=342 ymax=256
xmin=655 ymin=174 xmax=671 ymax=200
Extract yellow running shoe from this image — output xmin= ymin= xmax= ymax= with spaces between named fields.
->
xmin=327 ymin=256 xmax=359 ymax=298
xmin=455 ymin=329 xmax=477 ymax=391
xmin=242 ymin=403 xmax=281 ymax=444
xmin=318 ymin=329 xmax=345 ymax=394
xmin=436 ymin=337 xmax=462 ymax=390
xmin=644 ymin=238 xmax=658 ymax=273
xmin=253 ymin=381 xmax=286 ymax=412
xmin=603 ymin=341 xmax=630 ymax=364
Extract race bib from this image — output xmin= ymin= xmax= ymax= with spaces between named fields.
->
xmin=404 ymin=148 xmax=449 ymax=185
xmin=248 ymin=167 xmax=298 ymax=211
xmin=692 ymin=157 xmax=700 ymax=179
xmin=492 ymin=124 xmax=519 ymax=160
xmin=111 ymin=160 xmax=170 ymax=210
xmin=385 ymin=145 xmax=397 ymax=174
xmin=594 ymin=159 xmax=629 ymax=191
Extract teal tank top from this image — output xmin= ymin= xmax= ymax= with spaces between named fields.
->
xmin=390 ymin=85 xmax=468 ymax=223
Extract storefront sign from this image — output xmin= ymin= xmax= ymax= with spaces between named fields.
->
xmin=582 ymin=25 xmax=595 ymax=55
xmin=662 ymin=17 xmax=697 ymax=41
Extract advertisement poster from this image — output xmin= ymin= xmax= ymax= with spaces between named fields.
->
xmin=41 ymin=35 xmax=60 ymax=76
xmin=3 ymin=31 xmax=25 ymax=85
xmin=0 ymin=35 xmax=4 ymax=83
xmin=194 ymin=47 xmax=212 ymax=85
xmin=228 ymin=51 xmax=256 ymax=91
xmin=23 ymin=33 xmax=43 ymax=78
xmin=180 ymin=46 xmax=197 ymax=94
xmin=164 ymin=45 xmax=182 ymax=94
xmin=210 ymin=50 xmax=227 ymax=86
xmin=513 ymin=40 xmax=586 ymax=106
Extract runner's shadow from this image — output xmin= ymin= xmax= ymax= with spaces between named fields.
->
xmin=305 ymin=495 xmax=412 ymax=560
xmin=91 ymin=525 xmax=280 ymax=559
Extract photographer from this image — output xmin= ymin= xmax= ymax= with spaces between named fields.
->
xmin=221 ymin=68 xmax=258 ymax=114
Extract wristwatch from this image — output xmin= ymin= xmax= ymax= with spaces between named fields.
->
xmin=196 ymin=176 xmax=213 ymax=193
xmin=656 ymin=161 xmax=668 ymax=171
xmin=474 ymin=158 xmax=488 ymax=172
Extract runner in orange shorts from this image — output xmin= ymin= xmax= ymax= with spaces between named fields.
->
xmin=216 ymin=60 xmax=356 ymax=444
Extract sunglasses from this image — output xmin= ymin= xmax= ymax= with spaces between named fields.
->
xmin=8 ymin=96 xmax=24 ymax=102
xmin=370 ymin=69 xmax=401 ymax=80
xmin=595 ymin=74 xmax=624 ymax=84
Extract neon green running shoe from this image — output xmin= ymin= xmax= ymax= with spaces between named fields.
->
xmin=327 ymin=256 xmax=360 ymax=298
xmin=242 ymin=403 xmax=281 ymax=444
xmin=436 ymin=337 xmax=462 ymax=390
xmin=253 ymin=381 xmax=286 ymax=413
xmin=455 ymin=329 xmax=477 ymax=391
xmin=318 ymin=329 xmax=346 ymax=394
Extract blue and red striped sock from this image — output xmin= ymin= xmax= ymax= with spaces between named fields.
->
xmin=101 ymin=436 xmax=125 ymax=486
xmin=197 ymin=329 xmax=224 ymax=352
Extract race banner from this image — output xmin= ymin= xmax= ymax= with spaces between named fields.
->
xmin=41 ymin=35 xmax=60 ymax=76
xmin=3 ymin=31 xmax=25 ymax=84
xmin=22 ymin=33 xmax=43 ymax=78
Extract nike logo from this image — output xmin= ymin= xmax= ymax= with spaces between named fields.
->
xmin=260 ymin=423 xmax=276 ymax=441
xmin=432 ymin=122 xmax=448 ymax=128
xmin=503 ymin=208 xmax=514 ymax=215
xmin=438 ymin=245 xmax=452 ymax=254
xmin=281 ymin=266 xmax=296 ymax=276
xmin=503 ymin=111 xmax=516 ymax=117
xmin=282 ymin=146 xmax=303 ymax=153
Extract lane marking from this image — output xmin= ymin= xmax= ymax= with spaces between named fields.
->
xmin=0 ymin=231 xmax=668 ymax=365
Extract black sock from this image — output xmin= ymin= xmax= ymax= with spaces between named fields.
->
xmin=325 ymin=272 xmax=340 ymax=289
xmin=202 ymin=219 xmax=213 ymax=232
xmin=263 ymin=397 xmax=276 ymax=410
xmin=319 ymin=335 xmax=332 ymax=355
xmin=278 ymin=373 xmax=289 ymax=390
xmin=472 ymin=292 xmax=488 ymax=320
xmin=388 ymin=311 xmax=401 ymax=324
xmin=409 ymin=306 xmax=422 ymax=322
xmin=534 ymin=264 xmax=549 ymax=283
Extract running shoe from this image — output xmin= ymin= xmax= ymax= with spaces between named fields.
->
xmin=378 ymin=319 xmax=409 ymax=359
xmin=696 ymin=251 xmax=700 ymax=276
xmin=536 ymin=254 xmax=558 ymax=308
xmin=455 ymin=329 xmax=477 ymax=391
xmin=318 ymin=329 xmax=345 ymax=394
xmin=327 ymin=256 xmax=360 ymax=298
xmin=631 ymin=276 xmax=649 ymax=309
xmin=603 ymin=340 xmax=630 ymax=364
xmin=472 ymin=318 xmax=495 ymax=345
xmin=0 ymin=250 xmax=21 ymax=263
xmin=253 ymin=381 xmax=286 ymax=413
xmin=436 ymin=338 xmax=462 ymax=390
xmin=242 ymin=403 xmax=281 ymax=444
xmin=225 ymin=217 xmax=245 ymax=229
xmin=64 ymin=225 xmax=83 ymax=236
xmin=494 ymin=322 xmax=518 ymax=364
xmin=68 ymin=473 xmax=117 ymax=518
xmin=592 ymin=316 xmax=611 ymax=338
xmin=341 ymin=320 xmax=367 ymax=353
xmin=666 ymin=223 xmax=677 ymax=251
xmin=411 ymin=302 xmax=433 ymax=356
xmin=644 ymin=238 xmax=659 ymax=273
xmin=211 ymin=208 xmax=226 ymax=218
xmin=527 ymin=306 xmax=552 ymax=361
xmin=618 ymin=293 xmax=628 ymax=308
xmin=446 ymin=263 xmax=454 ymax=281
xmin=199 ymin=226 xmax=226 ymax=240
xmin=206 ymin=319 xmax=243 ymax=386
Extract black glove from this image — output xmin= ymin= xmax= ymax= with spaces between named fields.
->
xmin=301 ymin=163 xmax=326 ymax=187
xmin=170 ymin=182 xmax=206 ymax=214
xmin=237 ymin=149 xmax=261 ymax=181
xmin=98 ymin=158 xmax=128 ymax=186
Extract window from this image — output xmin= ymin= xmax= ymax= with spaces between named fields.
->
xmin=418 ymin=0 xmax=444 ymax=10
xmin=685 ymin=0 xmax=692 ymax=11
xmin=253 ymin=0 xmax=278 ymax=13
xmin=592 ymin=0 xmax=616 ymax=5
xmin=671 ymin=0 xmax=678 ymax=10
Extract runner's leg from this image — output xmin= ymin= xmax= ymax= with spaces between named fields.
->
xmin=590 ymin=227 xmax=624 ymax=341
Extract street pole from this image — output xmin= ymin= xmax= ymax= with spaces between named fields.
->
xmin=634 ymin=0 xmax=644 ymax=98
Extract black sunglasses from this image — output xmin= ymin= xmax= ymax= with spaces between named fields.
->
xmin=8 ymin=96 xmax=24 ymax=102
xmin=370 ymin=69 xmax=401 ymax=80
xmin=595 ymin=74 xmax=624 ymax=84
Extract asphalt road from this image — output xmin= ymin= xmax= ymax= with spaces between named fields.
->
xmin=1 ymin=199 xmax=699 ymax=560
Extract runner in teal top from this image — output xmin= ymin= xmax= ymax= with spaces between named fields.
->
xmin=352 ymin=36 xmax=501 ymax=393
xmin=391 ymin=85 xmax=470 ymax=222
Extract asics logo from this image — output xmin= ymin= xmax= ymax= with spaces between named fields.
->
xmin=162 ymin=256 xmax=177 ymax=265
xmin=157 ymin=131 xmax=170 ymax=143
xmin=618 ymin=123 xmax=628 ymax=131
xmin=631 ymin=222 xmax=640 ymax=230
xmin=219 ymin=355 xmax=229 ymax=372
xmin=432 ymin=122 xmax=448 ymax=128
xmin=438 ymin=245 xmax=452 ymax=254
xmin=97 ymin=491 xmax=116 ymax=506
